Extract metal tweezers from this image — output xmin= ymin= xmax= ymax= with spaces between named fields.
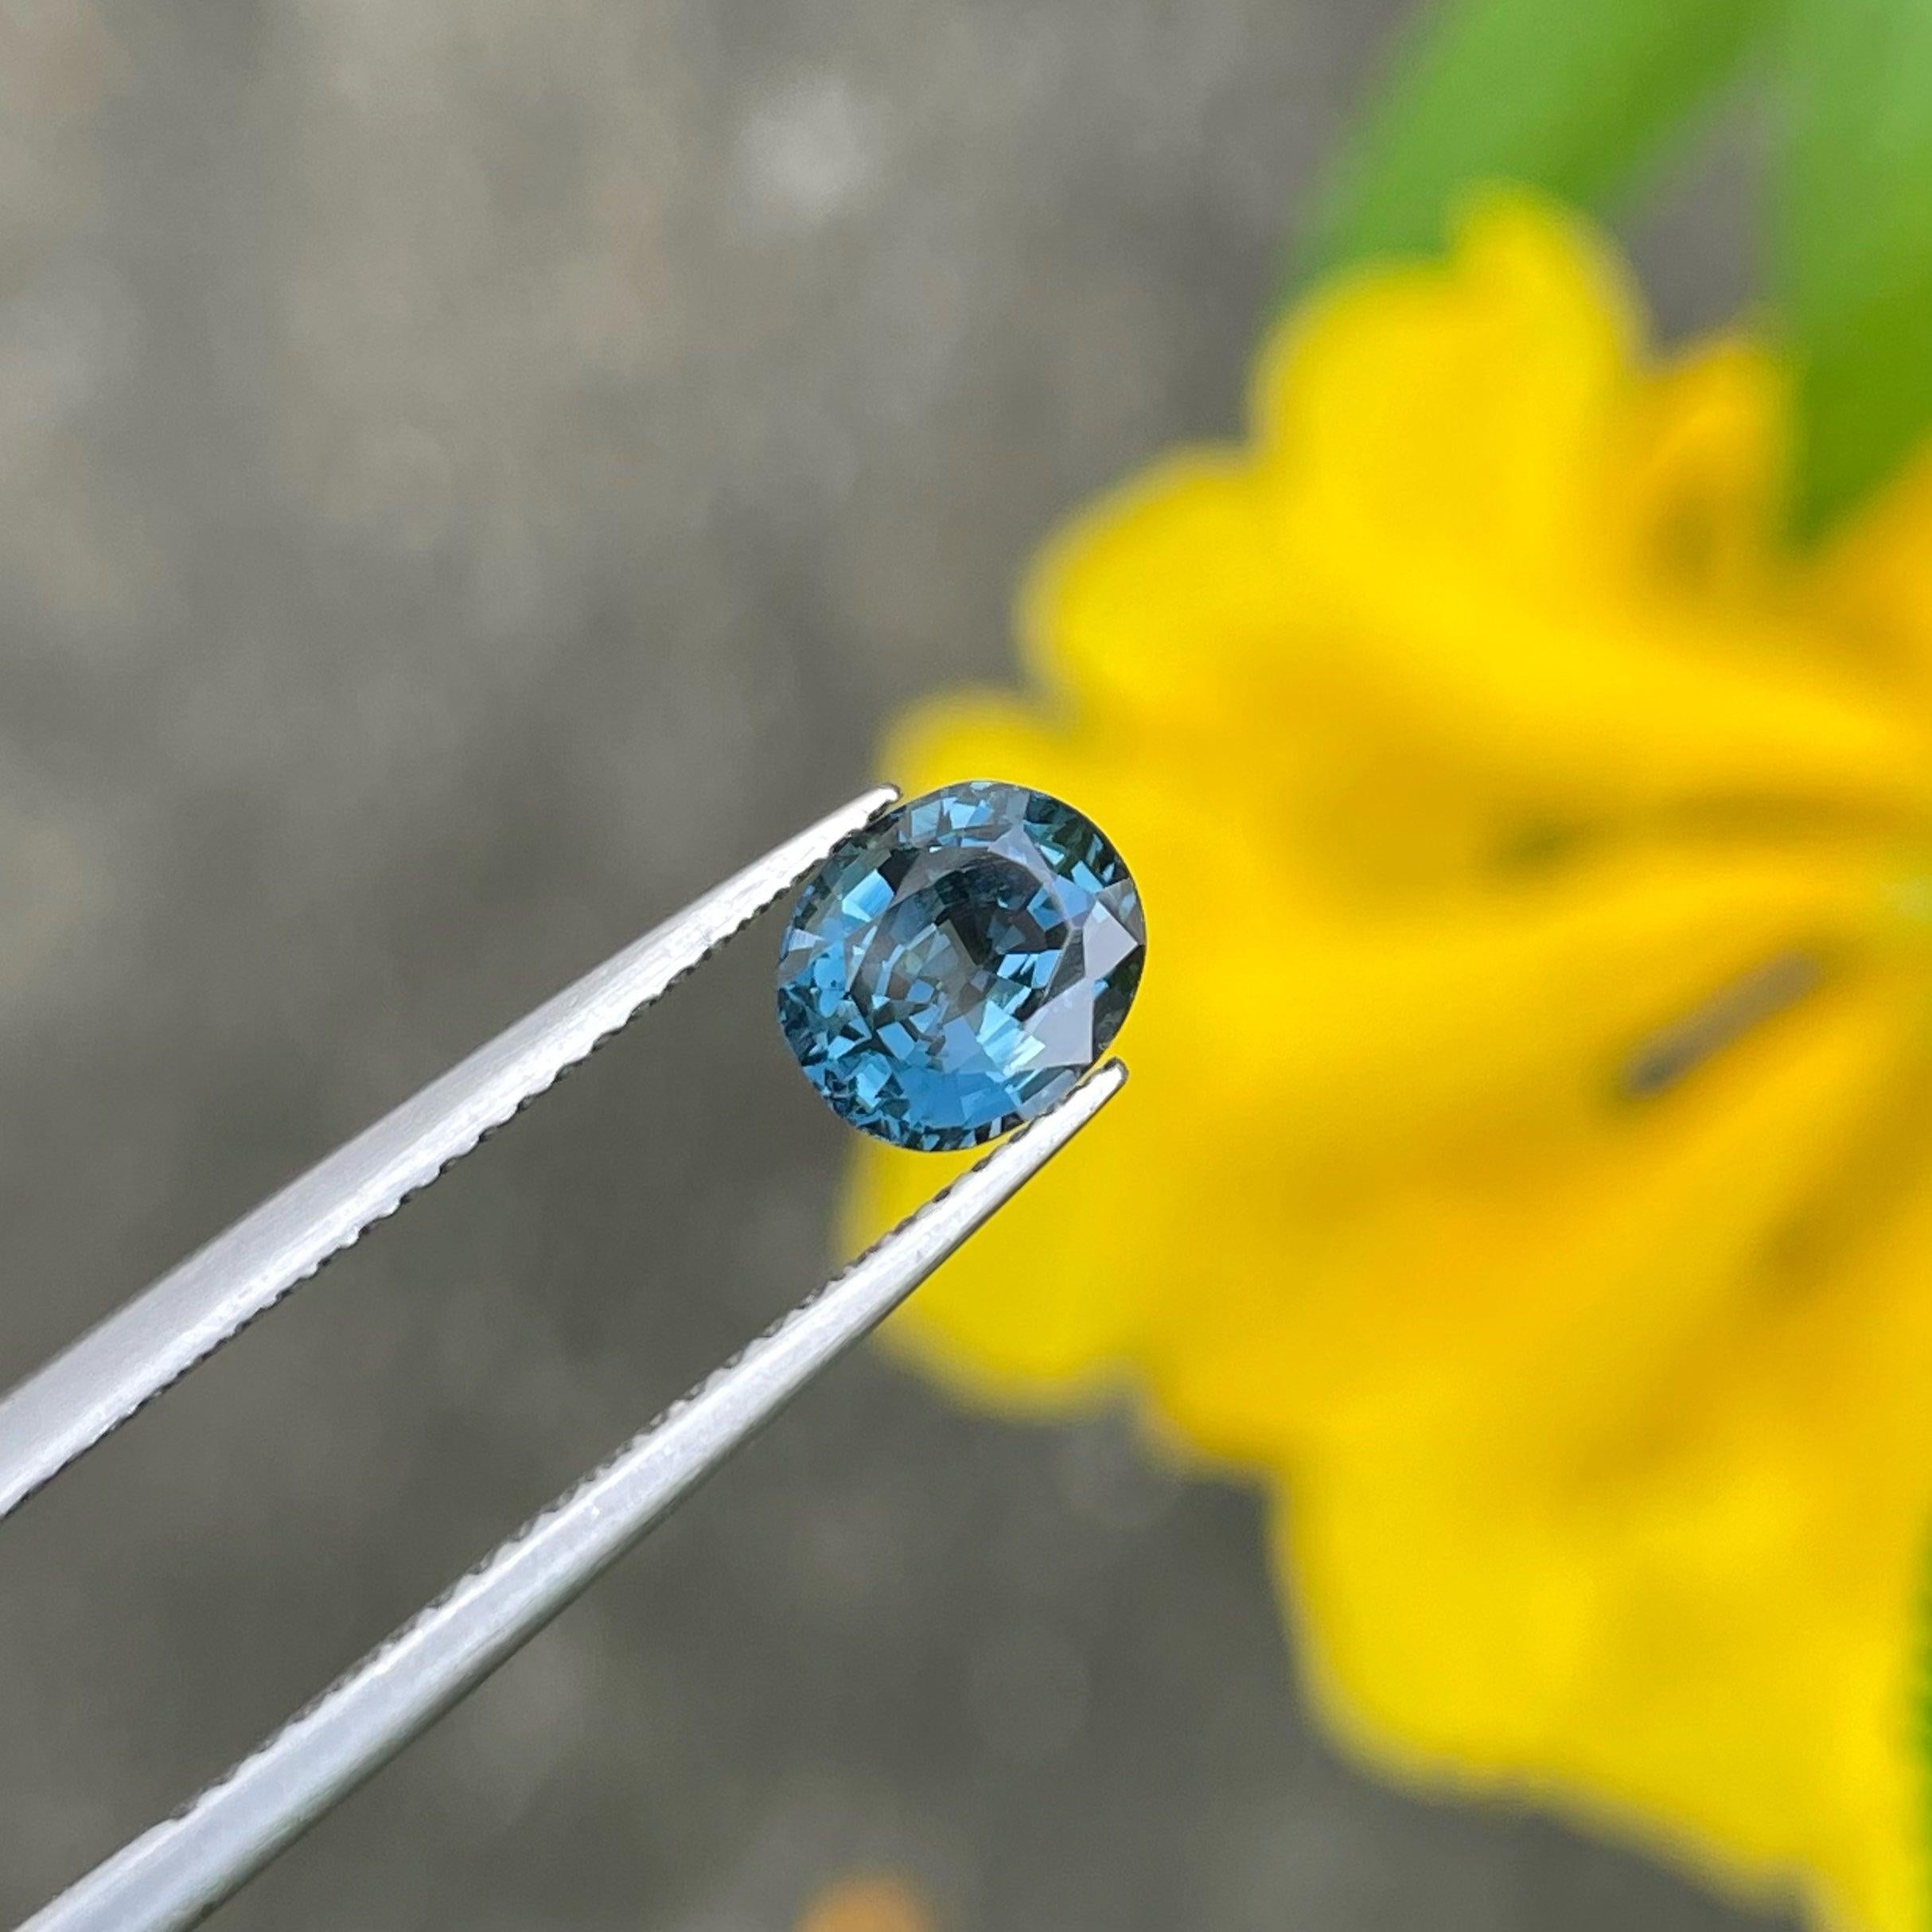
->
xmin=1 ymin=785 xmax=1127 ymax=1932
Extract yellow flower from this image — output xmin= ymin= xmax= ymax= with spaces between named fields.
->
xmin=846 ymin=193 xmax=1932 ymax=1932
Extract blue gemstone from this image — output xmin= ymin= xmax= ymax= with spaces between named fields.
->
xmin=776 ymin=781 xmax=1147 ymax=1150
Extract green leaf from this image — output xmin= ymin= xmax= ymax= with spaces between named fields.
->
xmin=1299 ymin=0 xmax=1772 ymax=281
xmin=1779 ymin=0 xmax=1932 ymax=532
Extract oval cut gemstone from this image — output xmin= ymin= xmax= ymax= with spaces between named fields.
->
xmin=775 ymin=781 xmax=1147 ymax=1150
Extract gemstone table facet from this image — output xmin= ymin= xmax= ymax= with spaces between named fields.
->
xmin=775 ymin=781 xmax=1146 ymax=1150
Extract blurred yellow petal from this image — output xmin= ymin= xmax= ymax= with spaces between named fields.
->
xmin=1256 ymin=191 xmax=1637 ymax=585
xmin=846 ymin=185 xmax=1932 ymax=1928
xmin=1287 ymin=571 xmax=1932 ymax=826
xmin=1600 ymin=339 xmax=1786 ymax=610
xmin=1019 ymin=454 xmax=1283 ymax=735
xmin=1022 ymin=194 xmax=1932 ymax=906
xmin=1283 ymin=1073 xmax=1932 ymax=1932
xmin=1145 ymin=950 xmax=1918 ymax=1467
xmin=1807 ymin=442 xmax=1932 ymax=707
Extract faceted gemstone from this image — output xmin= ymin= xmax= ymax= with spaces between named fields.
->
xmin=775 ymin=781 xmax=1147 ymax=1150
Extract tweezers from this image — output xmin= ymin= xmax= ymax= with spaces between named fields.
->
xmin=2 ymin=785 xmax=1127 ymax=1932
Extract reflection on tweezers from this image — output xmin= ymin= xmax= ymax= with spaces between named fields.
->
xmin=0 ymin=786 xmax=898 ymax=1521
xmin=26 ymin=1060 xmax=1127 ymax=1932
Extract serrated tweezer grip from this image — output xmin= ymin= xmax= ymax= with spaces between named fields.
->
xmin=24 ymin=1059 xmax=1126 ymax=1932
xmin=0 ymin=786 xmax=897 ymax=1522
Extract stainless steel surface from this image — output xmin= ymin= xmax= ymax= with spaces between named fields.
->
xmin=0 ymin=786 xmax=895 ymax=1523
xmin=22 ymin=1062 xmax=1127 ymax=1932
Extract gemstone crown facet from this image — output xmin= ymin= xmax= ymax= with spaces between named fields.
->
xmin=775 ymin=781 xmax=1146 ymax=1151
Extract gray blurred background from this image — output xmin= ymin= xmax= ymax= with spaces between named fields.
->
xmin=0 ymin=3 xmax=1783 ymax=1927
